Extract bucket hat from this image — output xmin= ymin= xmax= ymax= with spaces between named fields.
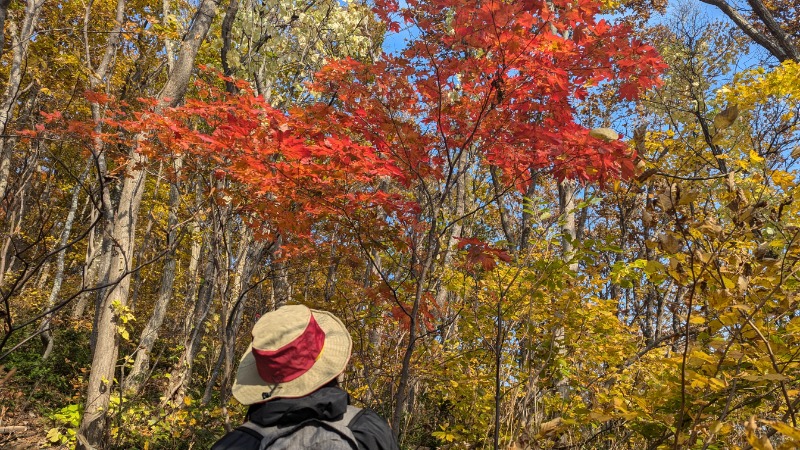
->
xmin=232 ymin=304 xmax=352 ymax=405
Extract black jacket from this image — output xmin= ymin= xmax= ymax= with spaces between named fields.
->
xmin=211 ymin=387 xmax=398 ymax=450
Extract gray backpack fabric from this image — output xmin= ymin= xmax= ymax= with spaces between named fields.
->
xmin=238 ymin=405 xmax=362 ymax=450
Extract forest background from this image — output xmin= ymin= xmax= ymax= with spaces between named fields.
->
xmin=0 ymin=0 xmax=799 ymax=448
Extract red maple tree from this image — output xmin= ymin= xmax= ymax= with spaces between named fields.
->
xmin=48 ymin=0 xmax=665 ymax=252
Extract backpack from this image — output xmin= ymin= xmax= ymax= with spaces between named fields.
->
xmin=238 ymin=405 xmax=362 ymax=450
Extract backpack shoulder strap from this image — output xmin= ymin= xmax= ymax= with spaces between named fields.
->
xmin=237 ymin=421 xmax=296 ymax=450
xmin=310 ymin=405 xmax=363 ymax=446
xmin=340 ymin=405 xmax=363 ymax=427
xmin=238 ymin=406 xmax=363 ymax=450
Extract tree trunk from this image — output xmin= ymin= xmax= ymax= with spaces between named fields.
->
xmin=82 ymin=0 xmax=128 ymax=352
xmin=489 ymin=166 xmax=515 ymax=245
xmin=391 ymin=210 xmax=442 ymax=438
xmin=202 ymin=231 xmax=266 ymax=405
xmin=361 ymin=249 xmax=382 ymax=405
xmin=78 ymin=151 xmax=149 ymax=449
xmin=200 ymin=222 xmax=244 ymax=405
xmin=125 ymin=159 xmax=183 ymax=392
xmin=72 ymin=201 xmax=101 ymax=320
xmin=271 ymin=252 xmax=291 ymax=307
xmin=77 ymin=0 xmax=222 ymax=446
xmin=518 ymin=170 xmax=538 ymax=252
xmin=162 ymin=210 xmax=221 ymax=406
xmin=39 ymin=163 xmax=91 ymax=360
xmin=0 ymin=133 xmax=40 ymax=291
xmin=0 ymin=0 xmax=44 ymax=204
xmin=554 ymin=180 xmax=578 ymax=401
xmin=324 ymin=239 xmax=339 ymax=301
xmin=434 ymin=154 xmax=467 ymax=342
xmin=220 ymin=0 xmax=240 ymax=93
xmin=699 ymin=0 xmax=799 ymax=62
xmin=128 ymin=164 xmax=166 ymax=312
xmin=0 ymin=0 xmax=12 ymax=60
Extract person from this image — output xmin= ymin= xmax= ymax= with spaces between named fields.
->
xmin=212 ymin=304 xmax=398 ymax=450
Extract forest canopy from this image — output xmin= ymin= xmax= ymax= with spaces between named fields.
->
xmin=0 ymin=0 xmax=799 ymax=448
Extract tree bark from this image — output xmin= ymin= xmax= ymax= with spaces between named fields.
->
xmin=72 ymin=201 xmax=101 ymax=320
xmin=202 ymin=231 xmax=267 ymax=405
xmin=391 ymin=201 xmax=443 ymax=438
xmin=81 ymin=0 xmax=127 ymax=345
xmin=79 ymin=150 xmax=148 ymax=450
xmin=324 ymin=239 xmax=339 ymax=301
xmin=162 ymin=208 xmax=221 ymax=406
xmin=271 ymin=255 xmax=291 ymax=307
xmin=489 ymin=166 xmax=515 ymax=246
xmin=220 ymin=0 xmax=240 ymax=93
xmin=124 ymin=159 xmax=183 ymax=392
xmin=434 ymin=154 xmax=467 ymax=342
xmin=698 ymin=0 xmax=799 ymax=62
xmin=0 ymin=0 xmax=45 ymax=210
xmin=554 ymin=180 xmax=578 ymax=400
xmin=39 ymin=163 xmax=91 ymax=360
xmin=0 ymin=86 xmax=41 ymax=289
xmin=77 ymin=0 xmax=222 ymax=447
xmin=0 ymin=0 xmax=12 ymax=59
xmin=127 ymin=164 xmax=166 ymax=312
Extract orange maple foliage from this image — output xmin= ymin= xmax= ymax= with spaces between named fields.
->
xmin=36 ymin=0 xmax=665 ymax=255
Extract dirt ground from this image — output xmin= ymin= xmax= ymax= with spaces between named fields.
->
xmin=1 ymin=367 xmax=51 ymax=449
xmin=0 ymin=417 xmax=48 ymax=449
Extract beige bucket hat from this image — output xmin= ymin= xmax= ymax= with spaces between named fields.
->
xmin=232 ymin=304 xmax=352 ymax=405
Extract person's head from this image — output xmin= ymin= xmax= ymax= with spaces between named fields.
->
xmin=232 ymin=304 xmax=352 ymax=405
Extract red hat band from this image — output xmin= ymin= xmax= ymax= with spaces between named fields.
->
xmin=252 ymin=314 xmax=325 ymax=383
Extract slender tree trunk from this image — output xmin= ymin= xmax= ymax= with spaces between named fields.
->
xmin=183 ymin=196 xmax=204 ymax=309
xmin=173 ymin=183 xmax=205 ymax=333
xmin=125 ymin=159 xmax=183 ymax=392
xmin=163 ymin=212 xmax=221 ymax=406
xmin=34 ymin=261 xmax=51 ymax=291
xmin=202 ymin=232 xmax=266 ymax=405
xmin=82 ymin=0 xmax=127 ymax=352
xmin=271 ymin=246 xmax=291 ymax=307
xmin=434 ymin=155 xmax=467 ymax=342
xmin=0 ymin=138 xmax=39 ymax=289
xmin=78 ymin=150 xmax=149 ymax=450
xmin=220 ymin=0 xmax=240 ymax=93
xmin=72 ymin=203 xmax=101 ymax=320
xmin=494 ymin=293 xmax=503 ymax=450
xmin=204 ymin=236 xmax=267 ymax=434
xmin=361 ymin=249 xmax=382 ymax=405
xmin=0 ymin=0 xmax=12 ymax=60
xmin=39 ymin=163 xmax=91 ymax=360
xmin=324 ymin=239 xmax=339 ymax=301
xmin=391 ymin=211 xmax=442 ymax=438
xmin=490 ymin=166 xmax=515 ymax=245
xmin=128 ymin=163 xmax=165 ymax=311
xmin=77 ymin=0 xmax=222 ymax=446
xmin=518 ymin=170 xmax=538 ymax=253
xmin=200 ymin=220 xmax=242 ymax=404
xmin=554 ymin=180 xmax=578 ymax=401
xmin=0 ymin=0 xmax=44 ymax=205
xmin=0 ymin=25 xmax=43 ymax=301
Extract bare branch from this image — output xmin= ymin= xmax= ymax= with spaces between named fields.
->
xmin=698 ymin=0 xmax=793 ymax=61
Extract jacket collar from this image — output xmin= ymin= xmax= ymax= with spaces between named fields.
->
xmin=246 ymin=386 xmax=350 ymax=427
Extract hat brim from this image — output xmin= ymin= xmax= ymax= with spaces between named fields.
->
xmin=232 ymin=309 xmax=351 ymax=405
